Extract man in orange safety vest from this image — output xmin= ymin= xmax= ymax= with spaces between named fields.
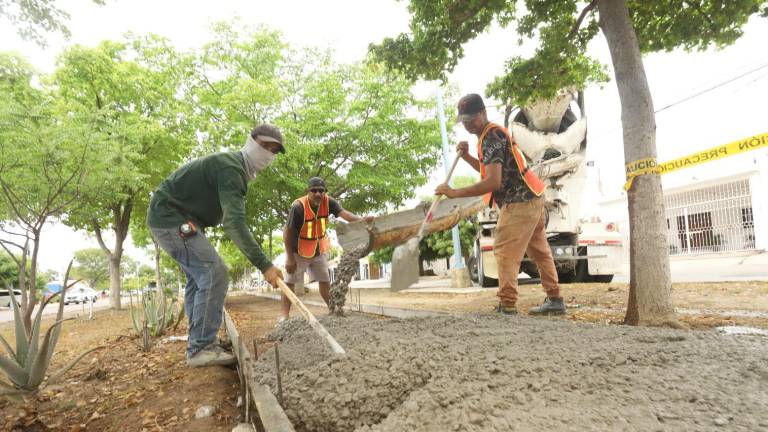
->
xmin=281 ymin=177 xmax=373 ymax=322
xmin=435 ymin=93 xmax=565 ymax=316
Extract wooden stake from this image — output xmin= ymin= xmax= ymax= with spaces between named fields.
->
xmin=276 ymin=278 xmax=346 ymax=355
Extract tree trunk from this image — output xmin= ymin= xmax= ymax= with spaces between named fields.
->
xmin=108 ymin=253 xmax=122 ymax=309
xmin=24 ymin=229 xmax=41 ymax=331
xmin=18 ymin=240 xmax=31 ymax=334
xmin=597 ymin=0 xmax=676 ymax=326
xmin=94 ymin=201 xmax=133 ymax=310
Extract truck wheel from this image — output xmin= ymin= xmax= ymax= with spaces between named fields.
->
xmin=592 ymin=274 xmax=614 ymax=283
xmin=520 ymin=261 xmax=540 ymax=279
xmin=557 ymin=269 xmax=576 ymax=283
xmin=574 ymin=259 xmax=592 ymax=283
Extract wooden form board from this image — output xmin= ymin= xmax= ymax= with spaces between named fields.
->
xmin=223 ymin=309 xmax=295 ymax=432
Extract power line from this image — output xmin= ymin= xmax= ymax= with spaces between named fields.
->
xmin=655 ymin=61 xmax=768 ymax=114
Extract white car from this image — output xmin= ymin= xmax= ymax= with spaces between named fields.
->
xmin=0 ymin=289 xmax=22 ymax=308
xmin=64 ymin=287 xmax=98 ymax=305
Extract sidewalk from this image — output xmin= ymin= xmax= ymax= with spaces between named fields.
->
xmin=614 ymin=250 xmax=768 ymax=282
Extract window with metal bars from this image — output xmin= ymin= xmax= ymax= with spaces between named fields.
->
xmin=664 ymin=179 xmax=756 ymax=255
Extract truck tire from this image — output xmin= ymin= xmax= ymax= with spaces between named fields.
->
xmin=592 ymin=274 xmax=614 ymax=283
xmin=574 ymin=259 xmax=592 ymax=283
xmin=557 ymin=269 xmax=576 ymax=283
xmin=519 ymin=261 xmax=540 ymax=279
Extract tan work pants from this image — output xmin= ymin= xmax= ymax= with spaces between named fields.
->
xmin=493 ymin=198 xmax=560 ymax=306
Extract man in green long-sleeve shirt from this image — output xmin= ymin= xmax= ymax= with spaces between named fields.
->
xmin=148 ymin=124 xmax=284 ymax=367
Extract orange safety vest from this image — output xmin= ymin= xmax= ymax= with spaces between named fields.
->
xmin=477 ymin=122 xmax=546 ymax=206
xmin=296 ymin=194 xmax=331 ymax=258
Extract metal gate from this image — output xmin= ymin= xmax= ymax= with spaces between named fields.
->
xmin=665 ymin=179 xmax=755 ymax=255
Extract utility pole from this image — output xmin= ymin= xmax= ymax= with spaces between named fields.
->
xmin=436 ymin=85 xmax=466 ymax=273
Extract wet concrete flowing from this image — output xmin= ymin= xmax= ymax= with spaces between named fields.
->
xmin=255 ymin=313 xmax=768 ymax=432
xmin=328 ymin=245 xmax=368 ymax=315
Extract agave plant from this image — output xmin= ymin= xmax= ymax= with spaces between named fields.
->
xmin=129 ymin=286 xmax=184 ymax=345
xmin=0 ymin=260 xmax=102 ymax=400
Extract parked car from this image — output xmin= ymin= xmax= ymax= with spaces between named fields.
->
xmin=0 ymin=288 xmax=22 ymax=308
xmin=64 ymin=287 xmax=98 ymax=305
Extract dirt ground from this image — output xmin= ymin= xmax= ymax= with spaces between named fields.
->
xmin=0 ymin=309 xmax=241 ymax=432
xmin=225 ymin=295 xmax=329 ymax=360
xmin=252 ymin=310 xmax=768 ymax=432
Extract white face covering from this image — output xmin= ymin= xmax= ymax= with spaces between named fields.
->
xmin=241 ymin=135 xmax=277 ymax=181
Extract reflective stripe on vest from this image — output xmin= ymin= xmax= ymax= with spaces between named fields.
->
xmin=476 ymin=122 xmax=546 ymax=206
xmin=296 ymin=195 xmax=331 ymax=258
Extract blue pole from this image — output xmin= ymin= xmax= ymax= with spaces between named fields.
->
xmin=436 ymin=85 xmax=464 ymax=269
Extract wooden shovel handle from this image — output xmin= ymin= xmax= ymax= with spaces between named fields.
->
xmin=276 ymin=278 xmax=346 ymax=355
xmin=416 ymin=151 xmax=464 ymax=239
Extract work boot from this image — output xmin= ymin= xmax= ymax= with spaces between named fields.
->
xmin=495 ymin=303 xmax=518 ymax=315
xmin=528 ymin=297 xmax=566 ymax=316
xmin=186 ymin=344 xmax=236 ymax=368
xmin=216 ymin=336 xmax=232 ymax=350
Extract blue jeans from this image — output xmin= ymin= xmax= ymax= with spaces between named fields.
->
xmin=150 ymin=226 xmax=229 ymax=357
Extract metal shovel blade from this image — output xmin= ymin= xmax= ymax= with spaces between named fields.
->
xmin=390 ymin=237 xmax=420 ymax=291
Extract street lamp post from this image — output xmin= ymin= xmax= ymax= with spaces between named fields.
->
xmin=436 ymin=85 xmax=464 ymax=270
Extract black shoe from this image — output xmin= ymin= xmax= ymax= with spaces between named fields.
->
xmin=528 ymin=297 xmax=566 ymax=315
xmin=495 ymin=303 xmax=518 ymax=315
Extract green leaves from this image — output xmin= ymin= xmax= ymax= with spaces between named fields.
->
xmin=0 ymin=260 xmax=101 ymax=399
xmin=628 ymin=0 xmax=764 ymax=53
xmin=72 ymin=248 xmax=110 ymax=290
xmin=129 ymin=288 xmax=183 ymax=346
xmin=486 ymin=48 xmax=608 ymax=107
xmin=370 ymin=0 xmax=766 ymax=107
xmin=55 ymin=37 xmax=198 ymax=234
xmin=369 ymin=0 xmax=516 ymax=81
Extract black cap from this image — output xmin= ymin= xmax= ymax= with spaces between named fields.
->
xmin=307 ymin=177 xmax=326 ymax=190
xmin=251 ymin=124 xmax=285 ymax=153
xmin=456 ymin=93 xmax=486 ymax=122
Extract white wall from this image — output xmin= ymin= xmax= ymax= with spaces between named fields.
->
xmin=598 ymin=148 xmax=768 ymax=256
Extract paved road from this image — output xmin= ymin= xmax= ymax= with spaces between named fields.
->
xmin=614 ymin=252 xmax=768 ymax=283
xmin=0 ymin=297 xmax=113 ymax=324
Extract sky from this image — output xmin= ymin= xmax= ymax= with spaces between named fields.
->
xmin=2 ymin=0 xmax=767 ymax=273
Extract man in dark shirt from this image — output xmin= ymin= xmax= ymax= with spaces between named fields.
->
xmin=281 ymin=177 xmax=372 ymax=321
xmin=435 ymin=94 xmax=565 ymax=316
xmin=148 ymin=124 xmax=285 ymax=367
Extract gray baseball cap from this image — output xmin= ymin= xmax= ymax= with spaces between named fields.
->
xmin=307 ymin=177 xmax=326 ymax=190
xmin=251 ymin=124 xmax=285 ymax=153
xmin=456 ymin=93 xmax=486 ymax=122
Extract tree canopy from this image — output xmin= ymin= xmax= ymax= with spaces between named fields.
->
xmin=0 ymin=0 xmax=105 ymax=46
xmin=370 ymin=0 xmax=766 ymax=107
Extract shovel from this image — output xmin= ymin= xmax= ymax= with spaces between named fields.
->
xmin=390 ymin=151 xmax=463 ymax=291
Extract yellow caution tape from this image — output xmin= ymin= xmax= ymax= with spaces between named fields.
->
xmin=624 ymin=131 xmax=768 ymax=191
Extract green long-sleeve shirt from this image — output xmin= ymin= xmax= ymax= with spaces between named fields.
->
xmin=147 ymin=151 xmax=272 ymax=272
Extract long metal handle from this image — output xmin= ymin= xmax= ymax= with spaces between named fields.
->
xmin=276 ymin=278 xmax=346 ymax=355
xmin=416 ymin=151 xmax=463 ymax=239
